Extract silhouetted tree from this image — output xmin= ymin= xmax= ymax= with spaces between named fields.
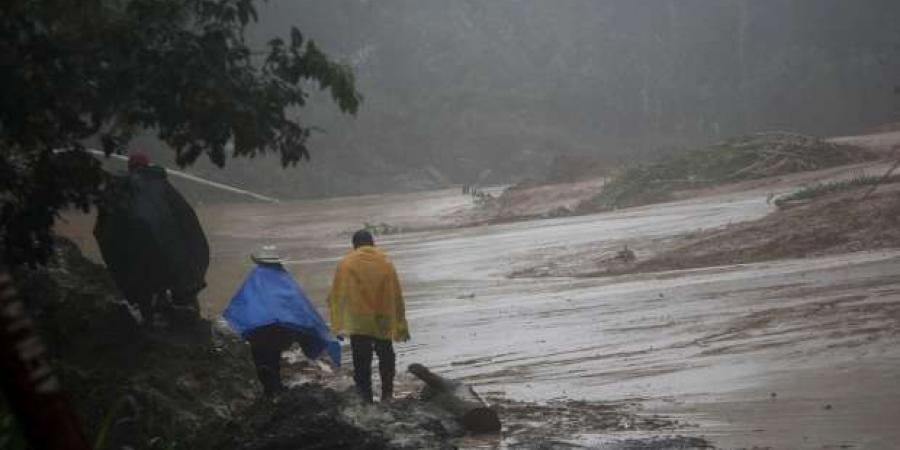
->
xmin=0 ymin=0 xmax=361 ymax=267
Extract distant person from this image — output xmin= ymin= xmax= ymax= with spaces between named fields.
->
xmin=328 ymin=230 xmax=409 ymax=403
xmin=224 ymin=246 xmax=341 ymax=396
xmin=94 ymin=151 xmax=209 ymax=326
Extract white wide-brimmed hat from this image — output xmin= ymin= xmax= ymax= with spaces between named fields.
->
xmin=251 ymin=245 xmax=284 ymax=264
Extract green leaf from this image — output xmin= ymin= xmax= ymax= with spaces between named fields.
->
xmin=1 ymin=0 xmax=361 ymax=268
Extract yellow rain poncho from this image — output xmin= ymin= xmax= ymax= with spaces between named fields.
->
xmin=327 ymin=246 xmax=410 ymax=342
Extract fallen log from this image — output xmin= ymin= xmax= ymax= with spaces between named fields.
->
xmin=408 ymin=363 xmax=501 ymax=434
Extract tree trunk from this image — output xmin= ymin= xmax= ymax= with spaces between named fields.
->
xmin=408 ymin=363 xmax=501 ymax=434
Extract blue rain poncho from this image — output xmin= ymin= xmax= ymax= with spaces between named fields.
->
xmin=223 ymin=265 xmax=341 ymax=366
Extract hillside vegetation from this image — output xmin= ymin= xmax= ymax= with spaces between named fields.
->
xmin=577 ymin=133 xmax=875 ymax=212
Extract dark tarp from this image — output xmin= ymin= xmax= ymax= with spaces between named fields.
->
xmin=93 ymin=166 xmax=209 ymax=301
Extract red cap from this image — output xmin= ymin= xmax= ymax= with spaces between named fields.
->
xmin=127 ymin=152 xmax=150 ymax=169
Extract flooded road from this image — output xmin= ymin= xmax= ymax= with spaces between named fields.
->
xmin=198 ymin=186 xmax=900 ymax=449
xmin=60 ymin=185 xmax=900 ymax=448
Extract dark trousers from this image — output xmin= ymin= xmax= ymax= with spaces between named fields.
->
xmin=350 ymin=335 xmax=395 ymax=402
xmin=248 ymin=325 xmax=299 ymax=396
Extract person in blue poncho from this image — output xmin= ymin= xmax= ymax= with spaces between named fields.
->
xmin=223 ymin=245 xmax=341 ymax=396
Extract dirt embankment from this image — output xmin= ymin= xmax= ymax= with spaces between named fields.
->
xmin=459 ymin=177 xmax=607 ymax=225
xmin=9 ymin=239 xmax=261 ymax=448
xmin=459 ymin=133 xmax=880 ymax=226
xmin=589 ymin=183 xmax=900 ymax=277
xmin=199 ymin=386 xmax=460 ymax=450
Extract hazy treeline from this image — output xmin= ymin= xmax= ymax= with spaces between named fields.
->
xmin=144 ymin=0 xmax=900 ymax=199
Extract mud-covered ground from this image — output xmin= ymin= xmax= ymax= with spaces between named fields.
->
xmin=60 ymin=186 xmax=900 ymax=448
xmin=595 ymin=183 xmax=900 ymax=277
xmin=54 ymin=131 xmax=900 ymax=449
xmin=456 ymin=178 xmax=607 ymax=225
xmin=195 ymin=186 xmax=900 ymax=448
xmin=507 ymin=159 xmax=900 ymax=279
xmin=271 ymin=349 xmax=711 ymax=449
xmin=17 ymin=237 xmax=709 ymax=449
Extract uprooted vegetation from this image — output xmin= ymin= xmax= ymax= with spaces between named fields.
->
xmin=774 ymin=172 xmax=900 ymax=208
xmin=577 ymin=133 xmax=876 ymax=212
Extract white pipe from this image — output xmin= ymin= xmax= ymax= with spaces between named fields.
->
xmin=85 ymin=149 xmax=279 ymax=203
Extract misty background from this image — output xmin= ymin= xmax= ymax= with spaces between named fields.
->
xmin=136 ymin=0 xmax=900 ymax=199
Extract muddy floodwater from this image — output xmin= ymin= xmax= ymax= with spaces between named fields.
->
xmin=61 ymin=186 xmax=900 ymax=449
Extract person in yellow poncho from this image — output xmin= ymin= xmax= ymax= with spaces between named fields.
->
xmin=328 ymin=230 xmax=409 ymax=403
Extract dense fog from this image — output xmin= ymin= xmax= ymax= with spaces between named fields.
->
xmin=146 ymin=0 xmax=900 ymax=198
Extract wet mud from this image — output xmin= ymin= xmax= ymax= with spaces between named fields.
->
xmin=57 ymin=160 xmax=900 ymax=448
xmin=480 ymin=396 xmax=710 ymax=449
xmin=275 ymin=352 xmax=703 ymax=449
xmin=595 ymin=185 xmax=900 ymax=277
xmin=202 ymin=386 xmax=401 ymax=450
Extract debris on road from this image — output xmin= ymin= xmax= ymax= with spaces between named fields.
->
xmin=408 ymin=363 xmax=501 ymax=434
